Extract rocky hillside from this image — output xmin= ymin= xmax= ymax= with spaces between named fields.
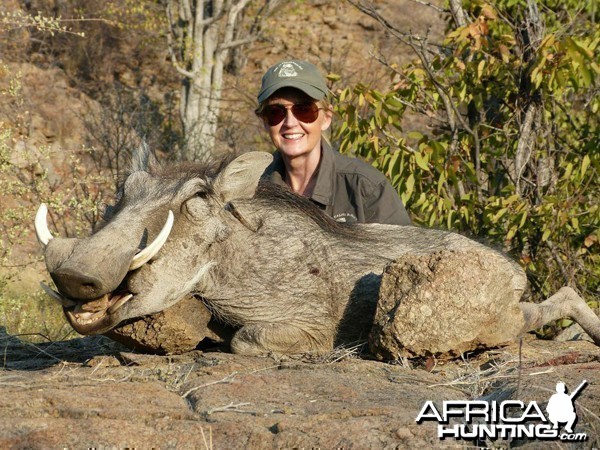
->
xmin=0 ymin=0 xmax=444 ymax=271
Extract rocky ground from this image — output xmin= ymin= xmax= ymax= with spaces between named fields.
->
xmin=1 ymin=330 xmax=598 ymax=449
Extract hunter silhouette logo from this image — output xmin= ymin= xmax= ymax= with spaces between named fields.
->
xmin=546 ymin=380 xmax=586 ymax=434
xmin=416 ymin=379 xmax=589 ymax=442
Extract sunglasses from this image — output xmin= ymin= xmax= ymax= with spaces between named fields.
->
xmin=261 ymin=103 xmax=322 ymax=126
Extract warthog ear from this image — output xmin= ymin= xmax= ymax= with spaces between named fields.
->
xmin=130 ymin=142 xmax=159 ymax=173
xmin=213 ymin=151 xmax=273 ymax=202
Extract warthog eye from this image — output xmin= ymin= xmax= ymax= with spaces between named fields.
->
xmin=196 ymin=191 xmax=209 ymax=199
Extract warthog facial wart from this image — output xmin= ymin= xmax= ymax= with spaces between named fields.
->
xmin=36 ymin=148 xmax=600 ymax=357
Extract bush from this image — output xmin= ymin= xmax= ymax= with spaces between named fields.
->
xmin=335 ymin=0 xmax=599 ymax=314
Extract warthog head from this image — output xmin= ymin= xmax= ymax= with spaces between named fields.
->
xmin=36 ymin=150 xmax=273 ymax=335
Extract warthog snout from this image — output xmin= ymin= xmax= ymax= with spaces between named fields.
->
xmin=36 ymin=202 xmax=175 ymax=335
xmin=50 ymin=267 xmax=108 ymax=301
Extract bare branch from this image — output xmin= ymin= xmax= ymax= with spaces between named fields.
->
xmin=448 ymin=0 xmax=468 ymax=27
xmin=546 ymin=240 xmax=571 ymax=286
xmin=513 ymin=103 xmax=539 ymax=196
xmin=347 ymin=0 xmax=446 ymax=49
xmin=406 ymin=0 xmax=447 ymax=14
xmin=217 ymin=35 xmax=257 ymax=51
xmin=206 ymin=402 xmax=255 ymax=415
xmin=348 ymin=0 xmax=471 ymax=144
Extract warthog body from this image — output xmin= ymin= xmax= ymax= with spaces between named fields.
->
xmin=37 ymin=151 xmax=600 ymax=356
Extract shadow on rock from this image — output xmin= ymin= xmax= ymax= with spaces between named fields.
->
xmin=0 ymin=326 xmax=127 ymax=370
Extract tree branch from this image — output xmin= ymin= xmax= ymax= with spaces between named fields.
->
xmin=217 ymin=35 xmax=257 ymax=51
xmin=448 ymin=0 xmax=468 ymax=27
xmin=406 ymin=0 xmax=447 ymax=14
xmin=347 ymin=0 xmax=446 ymax=49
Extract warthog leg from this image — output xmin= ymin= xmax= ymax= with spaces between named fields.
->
xmin=230 ymin=323 xmax=333 ymax=357
xmin=519 ymin=287 xmax=600 ymax=345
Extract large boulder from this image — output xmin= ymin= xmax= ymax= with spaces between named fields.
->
xmin=370 ymin=250 xmax=526 ymax=359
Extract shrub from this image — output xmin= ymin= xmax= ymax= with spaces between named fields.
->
xmin=336 ymin=1 xmax=599 ymax=315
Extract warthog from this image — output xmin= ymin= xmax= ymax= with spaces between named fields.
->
xmin=36 ymin=150 xmax=600 ymax=356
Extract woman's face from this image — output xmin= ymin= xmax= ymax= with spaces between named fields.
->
xmin=263 ymin=88 xmax=332 ymax=160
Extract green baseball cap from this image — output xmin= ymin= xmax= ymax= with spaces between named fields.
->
xmin=257 ymin=60 xmax=328 ymax=103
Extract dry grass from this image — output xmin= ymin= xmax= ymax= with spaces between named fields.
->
xmin=0 ymin=282 xmax=77 ymax=342
xmin=427 ymin=349 xmax=522 ymax=399
xmin=292 ymin=340 xmax=369 ymax=365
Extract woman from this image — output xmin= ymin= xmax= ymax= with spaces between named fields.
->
xmin=257 ymin=59 xmax=411 ymax=225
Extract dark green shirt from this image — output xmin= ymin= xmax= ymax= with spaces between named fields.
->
xmin=262 ymin=141 xmax=412 ymax=225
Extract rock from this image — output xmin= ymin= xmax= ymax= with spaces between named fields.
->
xmin=1 ymin=332 xmax=598 ymax=448
xmin=555 ymin=322 xmax=594 ymax=343
xmin=322 ymin=16 xmax=339 ymax=29
xmin=369 ymin=250 xmax=525 ymax=359
xmin=105 ymin=295 xmax=234 ymax=354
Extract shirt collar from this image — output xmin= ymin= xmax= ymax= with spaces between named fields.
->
xmin=310 ymin=140 xmax=335 ymax=206
xmin=267 ymin=152 xmax=287 ymax=187
xmin=267 ymin=140 xmax=335 ymax=206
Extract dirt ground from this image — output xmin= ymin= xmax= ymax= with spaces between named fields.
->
xmin=1 ymin=330 xmax=598 ymax=449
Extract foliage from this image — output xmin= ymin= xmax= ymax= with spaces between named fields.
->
xmin=0 ymin=290 xmax=76 ymax=341
xmin=0 ymin=9 xmax=85 ymax=36
xmin=90 ymin=0 xmax=167 ymax=34
xmin=83 ymin=83 xmax=180 ymax=188
xmin=335 ymin=0 xmax=599 ymax=310
xmin=0 ymin=64 xmax=109 ymax=248
xmin=0 ymin=63 xmax=111 ymax=341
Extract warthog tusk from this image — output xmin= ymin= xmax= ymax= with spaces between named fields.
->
xmin=34 ymin=203 xmax=54 ymax=247
xmin=108 ymin=294 xmax=133 ymax=314
xmin=129 ymin=210 xmax=174 ymax=270
xmin=40 ymin=282 xmax=76 ymax=307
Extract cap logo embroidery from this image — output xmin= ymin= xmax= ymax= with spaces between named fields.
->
xmin=275 ymin=61 xmax=303 ymax=78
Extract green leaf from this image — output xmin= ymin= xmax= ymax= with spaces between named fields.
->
xmin=386 ymin=97 xmax=404 ymax=108
xmin=447 ymin=209 xmax=454 ymax=229
xmin=437 ymin=171 xmax=446 ymax=194
xmin=557 ymin=319 xmax=573 ymax=328
xmin=428 ymin=212 xmax=436 ymax=227
xmin=542 ymin=228 xmax=551 ymax=242
xmin=401 ymin=173 xmax=415 ymax=204
xmin=581 ymin=154 xmax=590 ymax=177
xmin=492 ymin=208 xmax=507 ymax=223
xmin=563 ymin=163 xmax=573 ymax=180
xmin=477 ymin=60 xmax=485 ymax=80
xmin=339 ymin=88 xmax=349 ymax=102
xmin=566 ymin=37 xmax=594 ymax=59
xmin=415 ymin=152 xmax=429 ymax=171
xmin=408 ymin=131 xmax=423 ymax=140
xmin=571 ymin=217 xmax=579 ymax=231
xmin=388 ymin=151 xmax=400 ymax=177
xmin=506 ymin=225 xmax=518 ymax=241
xmin=519 ymin=211 xmax=528 ymax=228
xmin=580 ymin=65 xmax=592 ymax=86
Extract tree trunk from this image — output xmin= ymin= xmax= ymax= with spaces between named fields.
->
xmin=167 ymin=0 xmax=234 ymax=161
xmin=167 ymin=0 xmax=280 ymax=162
